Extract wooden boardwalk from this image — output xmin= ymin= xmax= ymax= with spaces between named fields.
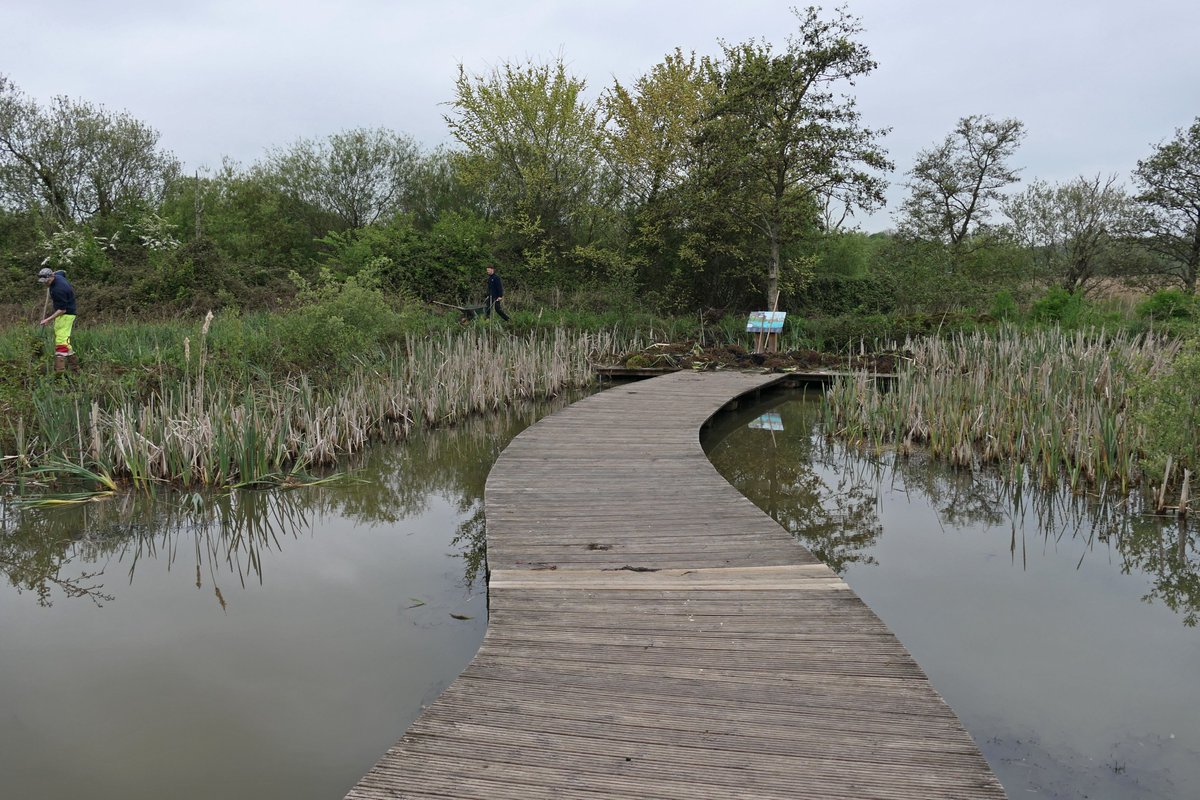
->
xmin=346 ymin=371 xmax=1007 ymax=799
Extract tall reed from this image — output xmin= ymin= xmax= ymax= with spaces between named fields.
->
xmin=14 ymin=328 xmax=624 ymax=489
xmin=822 ymin=326 xmax=1182 ymax=491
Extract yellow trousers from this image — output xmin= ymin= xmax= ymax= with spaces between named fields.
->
xmin=53 ymin=314 xmax=75 ymax=357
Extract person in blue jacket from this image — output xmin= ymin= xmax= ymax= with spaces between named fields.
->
xmin=37 ymin=267 xmax=80 ymax=373
xmin=485 ymin=264 xmax=510 ymax=321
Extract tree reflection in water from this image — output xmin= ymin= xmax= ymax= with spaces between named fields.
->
xmin=705 ymin=389 xmax=1200 ymax=627
xmin=705 ymin=391 xmax=883 ymax=573
xmin=0 ymin=389 xmax=589 ymax=608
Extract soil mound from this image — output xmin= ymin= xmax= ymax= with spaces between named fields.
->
xmin=616 ymin=341 xmax=898 ymax=373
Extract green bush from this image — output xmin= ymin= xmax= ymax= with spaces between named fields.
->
xmin=274 ymin=271 xmax=404 ymax=372
xmin=1031 ymin=287 xmax=1085 ymax=325
xmin=797 ymin=273 xmax=897 ymax=315
xmin=1135 ymin=338 xmax=1200 ymax=484
xmin=1138 ymin=289 xmax=1197 ymax=321
xmin=990 ymin=290 xmax=1018 ymax=320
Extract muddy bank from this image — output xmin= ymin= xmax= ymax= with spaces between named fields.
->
xmin=616 ymin=341 xmax=899 ymax=373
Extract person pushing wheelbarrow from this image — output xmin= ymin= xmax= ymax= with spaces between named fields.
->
xmin=485 ymin=263 xmax=510 ymax=322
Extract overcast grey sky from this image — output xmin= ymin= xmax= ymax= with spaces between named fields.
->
xmin=4 ymin=0 xmax=1197 ymax=232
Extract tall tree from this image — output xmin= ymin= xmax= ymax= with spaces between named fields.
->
xmin=601 ymin=50 xmax=716 ymax=299
xmin=898 ymin=114 xmax=1025 ymax=248
xmin=445 ymin=56 xmax=614 ymax=277
xmin=404 ymin=146 xmax=487 ymax=229
xmin=0 ymin=74 xmax=179 ymax=225
xmin=696 ymin=6 xmax=891 ymax=308
xmin=265 ymin=127 xmax=420 ymax=230
xmin=602 ymin=49 xmax=715 ymax=208
xmin=1004 ymin=174 xmax=1139 ymax=293
xmin=1133 ymin=117 xmax=1200 ymax=292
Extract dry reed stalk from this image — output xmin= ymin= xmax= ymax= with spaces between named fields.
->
xmin=41 ymin=328 xmax=618 ymax=489
xmin=824 ymin=327 xmax=1180 ymax=491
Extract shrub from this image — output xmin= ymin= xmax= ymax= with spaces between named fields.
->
xmin=275 ymin=271 xmax=404 ymax=372
xmin=990 ymin=290 xmax=1018 ymax=320
xmin=797 ymin=273 xmax=897 ymax=315
xmin=1138 ymin=289 xmax=1197 ymax=321
xmin=1031 ymin=287 xmax=1085 ymax=325
xmin=1135 ymin=338 xmax=1200 ymax=485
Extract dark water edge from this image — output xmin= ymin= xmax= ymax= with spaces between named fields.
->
xmin=704 ymin=389 xmax=1200 ymax=800
xmin=0 ymin=388 xmax=591 ymax=800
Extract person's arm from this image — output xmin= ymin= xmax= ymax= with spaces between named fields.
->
xmin=40 ymin=308 xmax=64 ymax=326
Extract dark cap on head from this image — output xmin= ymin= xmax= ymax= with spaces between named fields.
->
xmin=37 ymin=267 xmax=53 ymax=283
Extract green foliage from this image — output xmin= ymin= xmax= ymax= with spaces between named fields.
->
xmin=445 ymin=55 xmax=612 ymax=282
xmin=602 ymin=49 xmax=714 ymax=205
xmin=898 ymin=115 xmax=1025 ymax=246
xmin=162 ymin=164 xmax=323 ymax=278
xmin=695 ymin=7 xmax=890 ymax=307
xmin=1139 ymin=289 xmax=1198 ymax=320
xmin=797 ymin=273 xmax=897 ymax=315
xmin=0 ymin=73 xmax=180 ymax=225
xmin=275 ymin=270 xmax=405 ymax=372
xmin=1135 ymin=339 xmax=1200 ymax=481
xmin=1133 ymin=117 xmax=1200 ymax=292
xmin=265 ymin=128 xmax=421 ymax=230
xmin=37 ymin=228 xmax=113 ymax=280
xmin=4 ymin=45 xmax=1200 ymax=330
xmin=1004 ymin=174 xmax=1140 ymax=292
xmin=990 ymin=290 xmax=1018 ymax=320
xmin=791 ymin=312 xmax=978 ymax=351
xmin=811 ymin=231 xmax=881 ymax=277
xmin=1031 ymin=287 xmax=1085 ymax=324
xmin=317 ymin=211 xmax=490 ymax=302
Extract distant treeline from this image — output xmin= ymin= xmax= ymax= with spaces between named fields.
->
xmin=2 ymin=6 xmax=1199 ymax=325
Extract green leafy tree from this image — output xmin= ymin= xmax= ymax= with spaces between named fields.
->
xmin=601 ymin=49 xmax=716 ymax=300
xmin=445 ymin=56 xmax=616 ymax=281
xmin=164 ymin=160 xmax=324 ymax=281
xmin=1133 ymin=117 xmax=1200 ymax=292
xmin=264 ymin=127 xmax=420 ymax=230
xmin=317 ymin=210 xmax=489 ymax=301
xmin=694 ymin=6 xmax=891 ymax=309
xmin=897 ymin=114 xmax=1025 ymax=249
xmin=404 ymin=147 xmax=487 ymax=229
xmin=602 ymin=49 xmax=715 ymax=208
xmin=0 ymin=73 xmax=179 ymax=225
xmin=1004 ymin=173 xmax=1139 ymax=293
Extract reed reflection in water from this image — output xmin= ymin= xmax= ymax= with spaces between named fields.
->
xmin=0 ymin=389 xmax=588 ymax=800
xmin=705 ymin=391 xmax=1200 ymax=800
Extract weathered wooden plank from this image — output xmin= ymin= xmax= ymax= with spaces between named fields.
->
xmin=344 ymin=371 xmax=1006 ymax=800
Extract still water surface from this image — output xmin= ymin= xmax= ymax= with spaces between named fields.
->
xmin=5 ymin=384 xmax=1198 ymax=799
xmin=0 ymin=396 xmax=582 ymax=800
xmin=705 ymin=391 xmax=1200 ymax=800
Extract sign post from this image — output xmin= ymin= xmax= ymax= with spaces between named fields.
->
xmin=746 ymin=311 xmax=786 ymax=354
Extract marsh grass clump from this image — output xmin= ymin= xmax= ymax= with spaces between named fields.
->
xmin=823 ymin=325 xmax=1183 ymax=493
xmin=1133 ymin=338 xmax=1200 ymax=513
xmin=7 ymin=327 xmax=622 ymax=492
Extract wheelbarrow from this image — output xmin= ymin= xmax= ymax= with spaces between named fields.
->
xmin=432 ymin=300 xmax=490 ymax=322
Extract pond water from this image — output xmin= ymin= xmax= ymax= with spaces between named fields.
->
xmin=705 ymin=390 xmax=1200 ymax=800
xmin=6 ymin=382 xmax=1197 ymax=799
xmin=0 ymin=395 xmax=582 ymax=800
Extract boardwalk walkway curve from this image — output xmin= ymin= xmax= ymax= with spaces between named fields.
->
xmin=346 ymin=370 xmax=1007 ymax=799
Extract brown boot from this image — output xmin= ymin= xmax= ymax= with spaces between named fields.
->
xmin=66 ymin=354 xmax=80 ymax=373
xmin=54 ymin=356 xmax=66 ymax=373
